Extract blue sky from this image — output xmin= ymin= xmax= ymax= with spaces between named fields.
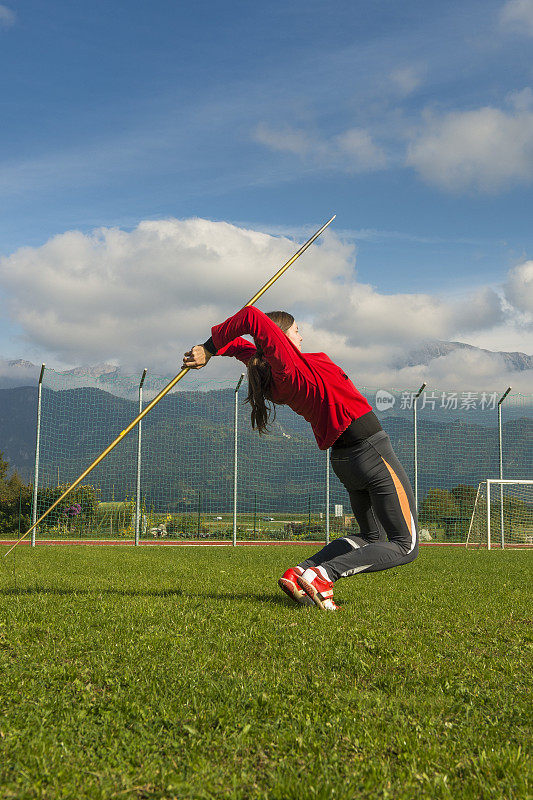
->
xmin=0 ymin=0 xmax=532 ymax=373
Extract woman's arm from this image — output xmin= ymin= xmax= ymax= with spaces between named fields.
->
xmin=217 ymin=339 xmax=256 ymax=364
xmin=210 ymin=307 xmax=300 ymax=381
xmin=183 ymin=308 xmax=301 ymax=376
xmin=182 ymin=336 xmax=255 ymax=370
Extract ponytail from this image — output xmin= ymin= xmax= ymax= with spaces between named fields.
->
xmin=245 ymin=311 xmax=294 ymax=435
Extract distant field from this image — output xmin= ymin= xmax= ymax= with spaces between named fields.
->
xmin=14 ymin=510 xmax=336 ymax=543
xmin=15 ymin=510 xmax=496 ymax=543
xmin=1 ymin=547 xmax=531 ymax=799
xmin=29 ymin=510 xmax=325 ymax=541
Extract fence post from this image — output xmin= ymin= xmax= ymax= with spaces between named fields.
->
xmin=18 ymin=488 xmax=23 ymax=539
xmin=413 ymin=382 xmax=426 ymax=514
xmin=487 ymin=479 xmax=491 ymax=550
xmin=497 ymin=386 xmax=512 ymax=549
xmin=135 ymin=369 xmax=147 ymax=546
xmin=325 ymin=448 xmax=330 ymax=545
xmin=31 ymin=364 xmax=45 ymax=547
xmin=233 ymin=373 xmax=245 ymax=547
xmin=197 ymin=490 xmax=202 ymax=537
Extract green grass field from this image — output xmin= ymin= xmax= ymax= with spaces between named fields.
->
xmin=0 ymin=546 xmax=531 ymax=799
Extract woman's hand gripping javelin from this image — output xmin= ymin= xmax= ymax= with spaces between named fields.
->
xmin=182 ymin=345 xmax=212 ymax=370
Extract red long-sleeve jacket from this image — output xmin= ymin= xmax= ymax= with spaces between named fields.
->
xmin=210 ymin=307 xmax=372 ymax=450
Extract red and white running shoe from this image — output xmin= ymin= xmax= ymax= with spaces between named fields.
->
xmin=278 ymin=566 xmax=313 ymax=606
xmin=297 ymin=567 xmax=339 ymax=611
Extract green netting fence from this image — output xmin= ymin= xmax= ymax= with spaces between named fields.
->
xmin=18 ymin=369 xmax=533 ymax=545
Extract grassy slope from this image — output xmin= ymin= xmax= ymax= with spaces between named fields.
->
xmin=0 ymin=547 xmax=531 ymax=800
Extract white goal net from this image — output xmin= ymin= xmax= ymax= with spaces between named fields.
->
xmin=466 ymin=480 xmax=533 ymax=549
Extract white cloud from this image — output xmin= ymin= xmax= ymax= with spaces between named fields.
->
xmin=335 ymin=128 xmax=387 ymax=170
xmin=254 ymin=124 xmax=387 ymax=172
xmin=0 ymin=4 xmax=15 ymax=28
xmin=389 ymin=349 xmax=520 ymax=393
xmin=390 ymin=65 xmax=424 ymax=95
xmin=504 ymin=260 xmax=533 ymax=319
xmin=457 ymin=323 xmax=532 ymax=352
xmin=500 ymin=0 xmax=533 ymax=35
xmin=407 ymin=104 xmax=533 ymax=192
xmin=507 ymin=87 xmax=533 ymax=112
xmin=311 ymin=284 xmax=503 ymax=352
xmin=0 ymin=218 xmax=530 ymax=392
xmin=254 ymin=124 xmax=312 ymax=156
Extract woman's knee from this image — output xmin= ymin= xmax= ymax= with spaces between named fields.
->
xmin=401 ymin=543 xmax=418 ymax=564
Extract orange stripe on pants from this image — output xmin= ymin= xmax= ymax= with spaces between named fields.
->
xmin=380 ymin=456 xmax=413 ymax=536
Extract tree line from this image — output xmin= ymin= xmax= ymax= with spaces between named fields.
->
xmin=0 ymin=449 xmax=32 ymax=535
xmin=2 ymin=446 xmax=530 ymax=539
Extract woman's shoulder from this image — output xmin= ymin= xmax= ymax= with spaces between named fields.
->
xmin=303 ymin=352 xmax=335 ymax=364
xmin=302 ymin=352 xmax=351 ymax=379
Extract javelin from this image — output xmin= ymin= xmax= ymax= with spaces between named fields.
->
xmin=4 ymin=214 xmax=336 ymax=556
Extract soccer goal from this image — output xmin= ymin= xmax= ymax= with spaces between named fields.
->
xmin=466 ymin=479 xmax=533 ymax=549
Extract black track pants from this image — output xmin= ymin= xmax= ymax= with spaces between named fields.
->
xmin=299 ymin=431 xmax=419 ymax=581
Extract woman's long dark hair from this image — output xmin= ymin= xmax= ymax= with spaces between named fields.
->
xmin=246 ymin=310 xmax=294 ymax=435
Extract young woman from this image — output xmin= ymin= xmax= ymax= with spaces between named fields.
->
xmin=183 ymin=306 xmax=418 ymax=611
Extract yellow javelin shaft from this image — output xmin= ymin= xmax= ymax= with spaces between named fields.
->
xmin=245 ymin=215 xmax=335 ymax=305
xmin=4 ymin=214 xmax=335 ymax=556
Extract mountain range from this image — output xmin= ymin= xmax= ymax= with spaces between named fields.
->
xmin=0 ymin=383 xmax=531 ymax=512
xmin=396 ymin=341 xmax=533 ymax=372
xmin=1 ymin=339 xmax=532 ymax=392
